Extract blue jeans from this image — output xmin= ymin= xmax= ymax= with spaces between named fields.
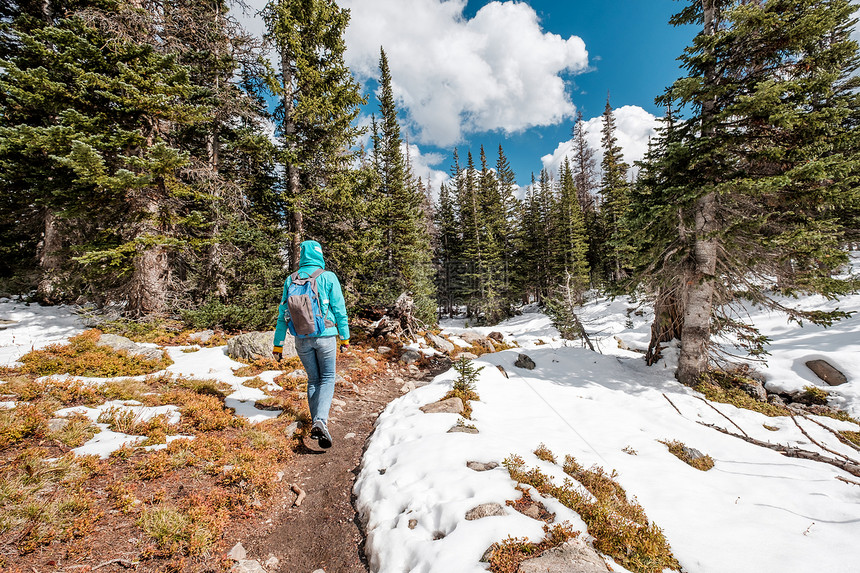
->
xmin=295 ymin=335 xmax=337 ymax=424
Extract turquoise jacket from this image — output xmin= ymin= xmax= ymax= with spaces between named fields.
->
xmin=273 ymin=240 xmax=349 ymax=352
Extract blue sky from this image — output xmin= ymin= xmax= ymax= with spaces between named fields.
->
xmin=238 ymin=0 xmax=700 ymax=189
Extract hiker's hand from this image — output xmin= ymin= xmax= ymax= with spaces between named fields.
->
xmin=339 ymin=339 xmax=350 ymax=353
xmin=273 ymin=351 xmax=282 ymax=362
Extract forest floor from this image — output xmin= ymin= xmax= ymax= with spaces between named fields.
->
xmin=227 ymin=356 xmax=449 ymax=573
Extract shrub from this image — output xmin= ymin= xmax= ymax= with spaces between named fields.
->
xmin=504 ymin=449 xmax=680 ymax=573
xmin=694 ymin=370 xmax=789 ymax=417
xmin=659 ymin=440 xmax=715 ymax=471
xmin=49 ymin=413 xmax=98 ymax=447
xmin=534 ymin=443 xmax=556 ymax=464
xmin=486 ymin=523 xmax=580 ymax=573
xmin=800 ymin=386 xmax=829 ymax=405
xmin=18 ymin=330 xmax=172 ymax=377
xmin=0 ymin=403 xmax=48 ymax=449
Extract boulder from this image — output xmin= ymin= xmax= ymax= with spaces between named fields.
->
xmin=427 ymin=332 xmax=455 ymax=354
xmin=188 ymin=330 xmax=215 ymax=343
xmin=516 ymin=538 xmax=609 ymax=573
xmin=96 ymin=333 xmax=163 ymax=362
xmin=458 ymin=352 xmax=478 ymax=360
xmin=515 ymin=354 xmax=536 ymax=370
xmin=805 ymin=359 xmax=848 ymax=386
xmin=419 ymin=397 xmax=464 ymax=415
xmin=767 ymin=394 xmax=786 ymax=407
xmin=400 ymin=349 xmax=422 ymax=364
xmin=488 ymin=331 xmax=504 ymax=342
xmin=465 ymin=503 xmax=506 ymax=520
xmin=227 ymin=331 xmax=296 ymax=361
xmin=467 ymin=461 xmax=499 ymax=472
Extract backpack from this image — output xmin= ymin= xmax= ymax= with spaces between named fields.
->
xmin=286 ymin=269 xmax=333 ymax=337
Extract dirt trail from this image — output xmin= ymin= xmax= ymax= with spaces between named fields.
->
xmin=227 ymin=356 xmax=448 ymax=573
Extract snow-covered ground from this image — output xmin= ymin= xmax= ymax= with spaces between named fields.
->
xmin=2 ymin=255 xmax=859 ymax=572
xmin=355 ymin=257 xmax=860 ymax=573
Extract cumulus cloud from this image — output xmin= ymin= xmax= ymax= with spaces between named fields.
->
xmin=541 ymin=105 xmax=659 ymax=180
xmin=341 ymin=0 xmax=588 ymax=146
xmin=405 ymin=142 xmax=449 ymax=198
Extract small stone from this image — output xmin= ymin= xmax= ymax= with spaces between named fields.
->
xmin=188 ymin=330 xmax=214 ymax=343
xmin=419 ymin=397 xmax=464 ymax=415
xmin=466 ymin=461 xmax=499 ymax=472
xmin=514 ymin=354 xmax=536 ymax=370
xmin=400 ymin=380 xmax=416 ymax=394
xmin=227 ymin=542 xmax=247 ymax=562
xmin=408 ymin=519 xmax=418 ymax=529
xmin=805 ymin=359 xmax=848 ymax=386
xmin=331 ymin=398 xmax=346 ymax=407
xmin=47 ymin=418 xmax=69 ymax=433
xmin=400 ymin=350 xmax=422 ymax=364
xmin=516 ymin=538 xmax=609 ymax=572
xmin=344 ymin=432 xmax=356 ymax=440
xmin=232 ymin=561 xmax=266 ymax=573
xmin=465 ymin=502 xmax=506 ymax=520
xmin=459 ymin=352 xmax=478 ymax=360
xmin=276 ymin=471 xmax=284 ymax=482
xmin=311 ymin=570 xmax=326 ymax=573
xmin=286 ymin=369 xmax=307 ymax=379
xmin=738 ymin=379 xmax=767 ymax=402
xmin=284 ymin=422 xmax=299 ymax=437
xmin=426 ymin=332 xmax=455 ymax=353
xmin=377 ymin=346 xmax=392 ymax=355
xmin=767 ymin=394 xmax=786 ymax=406
xmin=365 ymin=357 xmax=378 ymax=367
xmin=488 ymin=331 xmax=504 ymax=342
xmin=264 ymin=555 xmax=279 ymax=569
xmin=448 ymin=424 xmax=479 ymax=434
xmin=522 ymin=504 xmax=541 ymax=520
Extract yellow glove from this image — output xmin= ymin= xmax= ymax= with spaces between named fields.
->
xmin=338 ymin=339 xmax=350 ymax=352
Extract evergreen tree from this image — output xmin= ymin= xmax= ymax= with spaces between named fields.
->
xmin=634 ymin=0 xmax=860 ymax=384
xmin=570 ymin=111 xmax=602 ymax=280
xmin=556 ymin=158 xmax=590 ymax=294
xmin=599 ymin=97 xmax=634 ymax=285
xmin=372 ymin=46 xmax=436 ymax=323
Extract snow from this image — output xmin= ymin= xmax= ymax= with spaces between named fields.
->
xmin=355 ymin=255 xmax=860 ymax=573
xmin=2 ymin=255 xmax=859 ymax=570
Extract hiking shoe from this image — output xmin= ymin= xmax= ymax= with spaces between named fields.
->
xmin=312 ymin=419 xmax=333 ymax=449
xmin=311 ymin=419 xmax=333 ymax=448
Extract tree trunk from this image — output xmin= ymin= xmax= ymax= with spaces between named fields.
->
xmin=127 ymin=189 xmax=169 ymax=316
xmin=676 ymin=0 xmax=719 ymax=386
xmin=37 ymin=209 xmax=63 ymax=303
xmin=280 ymin=42 xmax=303 ymax=269
xmin=646 ymin=286 xmax=683 ymax=366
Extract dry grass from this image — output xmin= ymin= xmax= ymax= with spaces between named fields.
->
xmin=659 ymin=440 xmax=715 ymax=471
xmin=534 ymin=443 xmax=557 ymax=463
xmin=504 ymin=450 xmax=680 ymax=573
xmin=486 ymin=523 xmax=580 ymax=573
xmin=841 ymin=431 xmax=860 ymax=447
xmin=694 ymin=370 xmax=790 ymax=417
xmin=48 ymin=413 xmax=99 ymax=447
xmin=16 ymin=330 xmax=172 ymax=377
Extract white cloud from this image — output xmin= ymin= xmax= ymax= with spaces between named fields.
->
xmin=541 ymin=105 xmax=659 ymax=180
xmin=404 ymin=142 xmax=449 ymax=198
xmin=341 ymin=0 xmax=588 ymax=146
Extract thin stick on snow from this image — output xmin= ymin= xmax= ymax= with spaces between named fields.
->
xmin=699 ymin=422 xmax=860 ymax=478
xmin=662 ymin=393 xmax=684 ymax=417
xmin=788 ymin=412 xmax=859 ymax=465
xmin=789 ymin=408 xmax=860 ymax=454
xmin=694 ymin=396 xmax=750 ymax=438
xmin=836 ymin=476 xmax=860 ymax=487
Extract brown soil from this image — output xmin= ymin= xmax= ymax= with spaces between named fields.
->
xmin=225 ymin=355 xmax=450 ymax=573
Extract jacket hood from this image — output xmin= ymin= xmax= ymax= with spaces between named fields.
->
xmin=298 ymin=240 xmax=326 ymax=270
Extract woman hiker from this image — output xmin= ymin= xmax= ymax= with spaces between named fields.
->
xmin=273 ymin=240 xmax=349 ymax=449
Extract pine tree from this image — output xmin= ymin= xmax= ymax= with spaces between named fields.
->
xmin=599 ymin=97 xmax=634 ymax=285
xmin=372 ymin=46 xmax=436 ymax=323
xmin=557 ymin=158 xmax=590 ymax=294
xmin=636 ymin=0 xmax=860 ymax=384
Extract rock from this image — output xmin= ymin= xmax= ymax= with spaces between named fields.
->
xmin=458 ymin=352 xmax=478 ymax=360
xmin=458 ymin=331 xmax=485 ymax=344
xmin=232 ymin=561 xmax=266 ymax=573
xmin=227 ymin=331 xmax=295 ymax=361
xmin=311 ymin=569 xmax=326 ymax=573
xmin=465 ymin=502 xmax=506 ymax=520
xmin=467 ymin=461 xmax=498 ymax=472
xmin=285 ymin=369 xmax=306 ymax=379
xmin=188 ymin=330 xmax=215 ymax=343
xmin=263 ymin=555 xmax=279 ymax=569
xmin=47 ymin=418 xmax=69 ymax=433
xmin=806 ymin=359 xmax=848 ymax=386
xmin=400 ymin=380 xmax=416 ymax=394
xmin=514 ymin=354 xmax=536 ymax=370
xmin=284 ymin=422 xmax=299 ymax=437
xmin=516 ymin=538 xmax=610 ymax=573
xmin=227 ymin=542 xmax=247 ymax=561
xmin=522 ymin=504 xmax=542 ymax=520
xmin=331 ymin=398 xmax=346 ymax=407
xmin=767 ymin=394 xmax=786 ymax=406
xmin=408 ymin=364 xmax=419 ymax=373
xmin=96 ymin=333 xmax=164 ymax=362
xmin=419 ymin=397 xmax=464 ymax=415
xmin=400 ymin=349 xmax=422 ymax=364
xmin=344 ymin=432 xmax=356 ymax=440
xmin=738 ymin=379 xmax=767 ymax=402
xmin=408 ymin=519 xmax=418 ymax=529
xmin=681 ymin=445 xmax=707 ymax=463
xmin=377 ymin=346 xmax=392 ymax=355
xmin=426 ymin=333 xmax=455 ymax=353
xmin=488 ymin=331 xmax=504 ymax=342
xmin=365 ymin=356 xmax=378 ymax=367
xmin=448 ymin=424 xmax=479 ymax=434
